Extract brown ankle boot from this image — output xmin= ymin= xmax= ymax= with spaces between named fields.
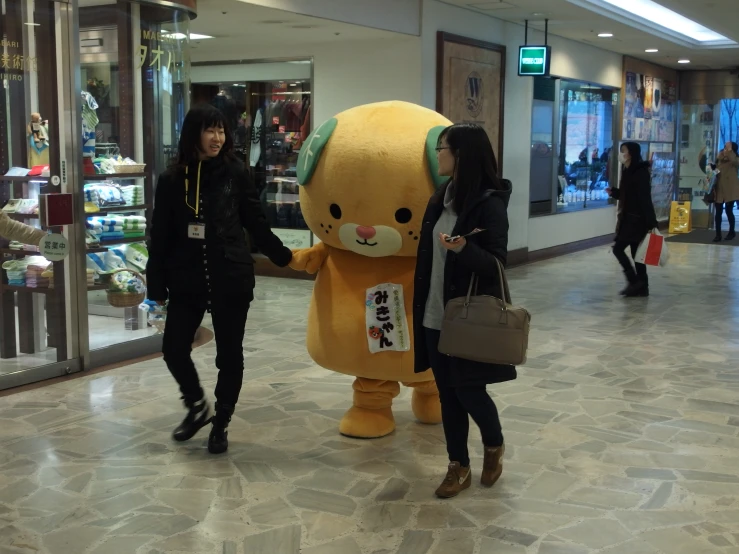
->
xmin=481 ymin=444 xmax=505 ymax=487
xmin=435 ymin=462 xmax=471 ymax=499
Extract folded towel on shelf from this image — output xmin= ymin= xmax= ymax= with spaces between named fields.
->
xmin=94 ymin=216 xmax=125 ymax=226
xmin=100 ymin=232 xmax=125 ymax=242
xmin=126 ymin=242 xmax=148 ymax=271
xmin=122 ymin=223 xmax=147 ymax=231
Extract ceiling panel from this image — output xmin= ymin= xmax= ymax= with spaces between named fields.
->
xmin=440 ymin=0 xmax=739 ymax=70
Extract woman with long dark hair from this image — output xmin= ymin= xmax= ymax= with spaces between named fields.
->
xmin=714 ymin=141 xmax=739 ymax=242
xmin=413 ymin=123 xmax=515 ymax=499
xmin=606 ymin=142 xmax=657 ymax=297
xmin=147 ymin=104 xmax=292 ymax=454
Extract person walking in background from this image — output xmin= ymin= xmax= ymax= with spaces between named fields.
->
xmin=607 ymin=142 xmax=657 ymax=298
xmin=413 ymin=123 xmax=515 ymax=499
xmin=713 ymin=141 xmax=739 ymax=242
xmin=147 ymin=104 xmax=292 ymax=454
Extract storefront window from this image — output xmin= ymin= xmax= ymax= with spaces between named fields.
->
xmin=80 ymin=1 xmax=191 ymax=361
xmin=192 ymin=61 xmax=313 ymax=250
xmin=0 ymin=0 xmax=79 ymax=378
xmin=530 ymin=78 xmax=619 ymax=215
xmin=556 ymin=81 xmax=617 ymax=213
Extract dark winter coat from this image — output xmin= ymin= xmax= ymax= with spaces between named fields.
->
xmin=611 ymin=161 xmax=657 ymax=244
xmin=146 ymin=156 xmax=291 ymax=303
xmin=413 ymin=180 xmax=518 ymax=387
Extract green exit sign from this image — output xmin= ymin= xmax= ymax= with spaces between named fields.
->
xmin=518 ymin=45 xmax=552 ymax=77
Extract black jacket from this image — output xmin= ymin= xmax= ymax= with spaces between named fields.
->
xmin=146 ymin=156 xmax=291 ymax=303
xmin=611 ymin=161 xmax=657 ymax=243
xmin=413 ymin=180 xmax=518 ymax=387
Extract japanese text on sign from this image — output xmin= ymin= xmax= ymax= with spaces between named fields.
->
xmin=40 ymin=233 xmax=70 ymax=262
xmin=365 ymin=283 xmax=410 ymax=354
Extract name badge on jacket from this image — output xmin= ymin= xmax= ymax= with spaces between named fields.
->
xmin=188 ymin=223 xmax=205 ymax=240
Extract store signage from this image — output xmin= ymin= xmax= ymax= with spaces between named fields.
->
xmin=40 ymin=234 xmax=69 ymax=262
xmin=518 ymin=45 xmax=552 ymax=77
xmin=0 ymin=40 xmax=39 ymax=82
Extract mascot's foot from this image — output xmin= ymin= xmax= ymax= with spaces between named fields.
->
xmin=339 ymin=406 xmax=396 ymax=439
xmin=412 ymin=389 xmax=442 ymax=424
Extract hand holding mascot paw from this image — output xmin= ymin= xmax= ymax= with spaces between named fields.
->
xmin=288 ymin=247 xmax=324 ymax=274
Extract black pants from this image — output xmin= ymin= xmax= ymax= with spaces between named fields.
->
xmin=163 ymin=292 xmax=250 ymax=407
xmin=715 ymin=201 xmax=735 ymax=235
xmin=424 ymin=328 xmax=503 ymax=467
xmin=613 ymin=240 xmax=647 ymax=285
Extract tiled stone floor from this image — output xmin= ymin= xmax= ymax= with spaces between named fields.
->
xmin=1 ymin=241 xmax=739 ymax=553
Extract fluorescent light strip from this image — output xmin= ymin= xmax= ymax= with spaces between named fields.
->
xmin=601 ymin=0 xmax=730 ymax=43
xmin=162 ymin=31 xmax=214 ymax=40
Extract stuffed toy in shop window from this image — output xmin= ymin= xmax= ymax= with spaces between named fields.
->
xmin=289 ymin=101 xmax=452 ymax=438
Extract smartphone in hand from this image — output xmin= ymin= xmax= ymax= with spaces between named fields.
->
xmin=444 ymin=228 xmax=485 ymax=242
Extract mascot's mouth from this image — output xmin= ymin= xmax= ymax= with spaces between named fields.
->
xmin=356 ymin=239 xmax=378 ymax=247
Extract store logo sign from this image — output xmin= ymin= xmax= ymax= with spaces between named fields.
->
xmin=465 ymin=72 xmax=483 ymax=118
xmin=518 ymin=46 xmax=551 ymax=77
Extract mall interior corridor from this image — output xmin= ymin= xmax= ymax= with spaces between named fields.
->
xmin=0 ymin=242 xmax=738 ymax=554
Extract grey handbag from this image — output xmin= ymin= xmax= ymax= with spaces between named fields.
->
xmin=438 ymin=257 xmax=531 ymax=366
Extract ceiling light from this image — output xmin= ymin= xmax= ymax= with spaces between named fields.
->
xmin=597 ymin=33 xmax=613 ymax=37
xmin=162 ymin=31 xmax=213 ymax=40
xmin=24 ymin=22 xmax=41 ymax=26
xmin=645 ymin=49 xmax=659 ymax=53
xmin=678 ymin=59 xmax=691 ymax=64
xmin=598 ymin=0 xmax=732 ymax=43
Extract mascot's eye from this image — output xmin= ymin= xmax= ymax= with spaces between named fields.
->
xmin=395 ymin=208 xmax=412 ymax=224
xmin=330 ymin=203 xmax=342 ymax=219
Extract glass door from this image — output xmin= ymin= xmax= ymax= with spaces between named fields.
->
xmin=0 ymin=0 xmax=85 ymax=388
xmin=678 ymin=103 xmax=718 ymax=229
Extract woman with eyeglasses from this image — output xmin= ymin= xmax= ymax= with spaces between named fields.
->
xmin=147 ymin=104 xmax=292 ymax=454
xmin=413 ymin=123 xmax=515 ymax=499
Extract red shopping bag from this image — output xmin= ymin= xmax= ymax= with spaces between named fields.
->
xmin=635 ymin=230 xmax=668 ymax=267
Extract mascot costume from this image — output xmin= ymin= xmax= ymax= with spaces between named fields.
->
xmin=289 ymin=101 xmax=452 ymax=438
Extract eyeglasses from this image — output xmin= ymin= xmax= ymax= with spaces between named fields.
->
xmin=435 ymin=146 xmax=450 ymax=152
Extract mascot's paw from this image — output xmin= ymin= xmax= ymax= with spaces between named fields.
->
xmin=289 ymin=248 xmax=323 ymax=274
xmin=339 ymin=406 xmax=396 ymax=439
xmin=412 ymin=389 xmax=442 ymax=424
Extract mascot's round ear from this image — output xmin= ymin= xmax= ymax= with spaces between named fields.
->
xmin=425 ymin=125 xmax=449 ymax=190
xmin=297 ymin=117 xmax=338 ymax=186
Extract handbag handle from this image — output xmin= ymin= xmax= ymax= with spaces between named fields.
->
xmin=464 ymin=256 xmax=512 ymax=306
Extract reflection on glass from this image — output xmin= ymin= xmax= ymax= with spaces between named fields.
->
xmin=192 ymin=77 xmax=312 ymax=240
xmin=556 ymin=81 xmax=616 ymax=213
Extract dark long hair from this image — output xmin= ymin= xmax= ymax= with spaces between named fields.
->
xmin=439 ymin=123 xmax=502 ymax=214
xmin=730 ymin=142 xmax=739 ymax=156
xmin=621 ymin=141 xmax=644 ymax=167
xmin=173 ymin=103 xmax=234 ymax=167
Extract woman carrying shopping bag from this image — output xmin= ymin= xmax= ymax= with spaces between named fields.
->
xmin=147 ymin=104 xmax=292 ymax=454
xmin=606 ymin=142 xmax=657 ymax=297
xmin=713 ymin=141 xmax=739 ymax=242
xmin=413 ymin=123 xmax=515 ymax=499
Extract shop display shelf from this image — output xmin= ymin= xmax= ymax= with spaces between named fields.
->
xmin=0 ymin=176 xmax=49 ymax=183
xmin=86 ymin=204 xmax=150 ymax=215
xmin=0 ymin=247 xmax=42 ymax=257
xmin=87 ymin=236 xmax=150 ymax=252
xmin=5 ymin=213 xmax=39 ymax=220
xmin=83 ymin=173 xmax=148 ymax=180
xmin=0 ymin=283 xmax=108 ymax=294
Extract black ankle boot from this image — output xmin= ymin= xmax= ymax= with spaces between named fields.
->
xmin=620 ymin=269 xmax=637 ymax=295
xmin=726 ymin=231 xmax=736 ymax=240
xmin=208 ymin=403 xmax=234 ymax=454
xmin=624 ymin=281 xmax=648 ymax=297
xmin=713 ymin=235 xmax=722 ymax=243
xmin=173 ymin=396 xmax=211 ymax=442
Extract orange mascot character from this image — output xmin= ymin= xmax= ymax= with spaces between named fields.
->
xmin=289 ymin=101 xmax=452 ymax=438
